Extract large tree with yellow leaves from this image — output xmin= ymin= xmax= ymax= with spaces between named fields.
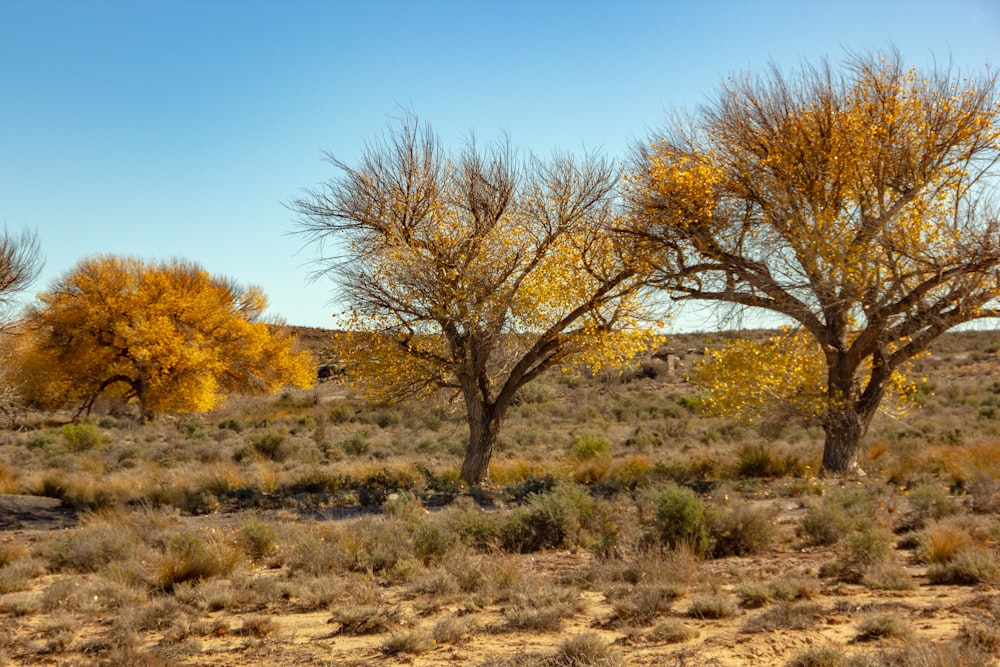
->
xmin=13 ymin=255 xmax=315 ymax=420
xmin=293 ymin=113 xmax=653 ymax=485
xmin=629 ymin=49 xmax=1000 ymax=474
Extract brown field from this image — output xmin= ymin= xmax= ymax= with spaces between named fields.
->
xmin=3 ymin=329 xmax=1000 ymax=666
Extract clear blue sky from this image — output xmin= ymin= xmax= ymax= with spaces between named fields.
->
xmin=2 ymin=0 xmax=998 ymax=329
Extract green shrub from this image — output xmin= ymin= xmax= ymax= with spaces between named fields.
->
xmin=570 ymin=434 xmax=611 ymax=460
xmin=61 ymin=423 xmax=104 ymax=452
xmin=342 ymin=432 xmax=371 ymax=456
xmin=654 ymin=483 xmax=711 ymax=554
xmin=247 ymin=430 xmax=291 ymax=462
xmin=908 ymin=483 xmax=957 ymax=521
xmin=238 ymin=517 xmax=277 ymax=561
xmin=501 ymin=483 xmax=600 ymax=553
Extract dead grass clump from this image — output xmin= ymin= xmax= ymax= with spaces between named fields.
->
xmin=554 ymin=632 xmax=624 ymax=667
xmin=45 ymin=521 xmax=135 ymax=572
xmin=708 ymin=500 xmax=778 ymax=557
xmin=854 ymin=613 xmax=913 ymax=642
xmin=607 ymin=584 xmax=684 ymax=626
xmin=154 ymin=532 xmax=241 ymax=592
xmin=433 ymin=614 xmax=477 ymax=645
xmin=927 ymin=547 xmax=1000 ymax=585
xmin=381 ymin=630 xmax=433 ymax=655
xmin=0 ymin=557 xmax=45 ymax=594
xmin=646 ymin=619 xmax=698 ymax=644
xmin=235 ymin=615 xmax=279 ymax=638
xmin=686 ymin=594 xmax=738 ymax=620
xmin=0 ymin=540 xmax=27 ymax=567
xmin=788 ymin=646 xmax=847 ymax=667
xmin=328 ymin=603 xmax=403 ymax=635
xmin=743 ymin=601 xmax=823 ymax=633
xmin=499 ymin=583 xmax=583 ymax=633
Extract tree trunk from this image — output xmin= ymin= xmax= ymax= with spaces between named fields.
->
xmin=461 ymin=412 xmax=501 ymax=486
xmin=821 ymin=403 xmax=866 ymax=474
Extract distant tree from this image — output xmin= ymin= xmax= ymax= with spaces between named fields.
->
xmin=12 ymin=255 xmax=315 ymax=420
xmin=628 ymin=49 xmax=1000 ymax=474
xmin=292 ymin=113 xmax=653 ymax=485
xmin=0 ymin=226 xmax=43 ymax=422
xmin=0 ymin=225 xmax=42 ymax=322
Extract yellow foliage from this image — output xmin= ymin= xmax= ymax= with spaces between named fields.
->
xmin=695 ymin=329 xmax=918 ymax=426
xmin=10 ymin=255 xmax=314 ymax=419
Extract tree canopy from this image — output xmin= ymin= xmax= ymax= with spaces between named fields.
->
xmin=293 ymin=113 xmax=654 ymax=485
xmin=12 ymin=255 xmax=315 ymax=420
xmin=628 ymin=49 xmax=1000 ymax=473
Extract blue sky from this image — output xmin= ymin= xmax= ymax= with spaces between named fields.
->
xmin=1 ymin=0 xmax=998 ymax=330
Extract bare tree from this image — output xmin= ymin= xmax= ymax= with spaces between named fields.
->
xmin=292 ymin=112 xmax=652 ymax=485
xmin=629 ymin=49 xmax=1000 ymax=474
xmin=0 ymin=226 xmax=42 ymax=320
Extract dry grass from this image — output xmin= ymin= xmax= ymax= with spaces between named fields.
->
xmin=0 ymin=330 xmax=999 ymax=665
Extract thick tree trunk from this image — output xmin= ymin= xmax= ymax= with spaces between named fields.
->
xmin=821 ymin=404 xmax=866 ymax=475
xmin=461 ymin=412 xmax=501 ymax=486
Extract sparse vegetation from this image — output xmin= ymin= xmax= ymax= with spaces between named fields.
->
xmin=0 ymin=328 xmax=999 ymax=664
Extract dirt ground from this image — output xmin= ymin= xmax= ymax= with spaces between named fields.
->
xmin=1 ymin=493 xmax=995 ymax=667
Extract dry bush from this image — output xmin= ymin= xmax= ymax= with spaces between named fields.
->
xmin=646 ymin=618 xmax=698 ymax=644
xmin=855 ymin=613 xmax=913 ymax=642
xmin=154 ymin=532 xmax=241 ymax=592
xmin=553 ymin=631 xmax=624 ymax=667
xmin=743 ymin=601 xmax=823 ymax=633
xmin=433 ymin=614 xmax=477 ymax=645
xmin=606 ymin=584 xmax=684 ymax=627
xmin=686 ymin=594 xmax=738 ymax=620
xmin=328 ymin=603 xmax=404 ymax=635
xmin=927 ymin=547 xmax=1000 ymax=585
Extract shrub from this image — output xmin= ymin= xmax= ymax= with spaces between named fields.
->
xmin=654 ymin=483 xmax=711 ymax=554
xmin=855 ymin=613 xmax=912 ymax=642
xmin=329 ymin=604 xmax=403 ymax=635
xmin=908 ymin=483 xmax=957 ymax=521
xmin=608 ymin=584 xmax=683 ymax=626
xmin=238 ymin=517 xmax=278 ymax=561
xmin=433 ymin=615 xmax=476 ymax=645
xmin=686 ymin=594 xmax=738 ymax=619
xmin=500 ymin=483 xmax=600 ymax=553
xmin=246 ymin=430 xmax=291 ymax=462
xmin=646 ymin=619 xmax=698 ymax=644
xmin=155 ymin=533 xmax=240 ymax=592
xmin=709 ymin=500 xmax=777 ymax=558
xmin=62 ymin=423 xmax=104 ymax=452
xmin=46 ymin=523 xmax=135 ymax=572
xmin=554 ymin=632 xmax=624 ymax=666
xmin=824 ymin=525 xmax=895 ymax=584
xmin=788 ymin=646 xmax=846 ymax=667
xmin=570 ymin=434 xmax=611 ymax=461
xmin=342 ymin=432 xmax=371 ymax=456
xmin=735 ymin=444 xmax=801 ymax=478
xmin=381 ymin=630 xmax=433 ymax=655
xmin=743 ymin=601 xmax=822 ymax=633
xmin=927 ymin=548 xmax=1000 ymax=585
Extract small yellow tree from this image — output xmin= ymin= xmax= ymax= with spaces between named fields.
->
xmin=13 ymin=255 xmax=314 ymax=420
xmin=629 ymin=49 xmax=1000 ymax=473
xmin=293 ymin=113 xmax=655 ymax=485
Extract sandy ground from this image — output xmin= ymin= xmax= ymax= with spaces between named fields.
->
xmin=1 ymin=494 xmax=996 ymax=666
